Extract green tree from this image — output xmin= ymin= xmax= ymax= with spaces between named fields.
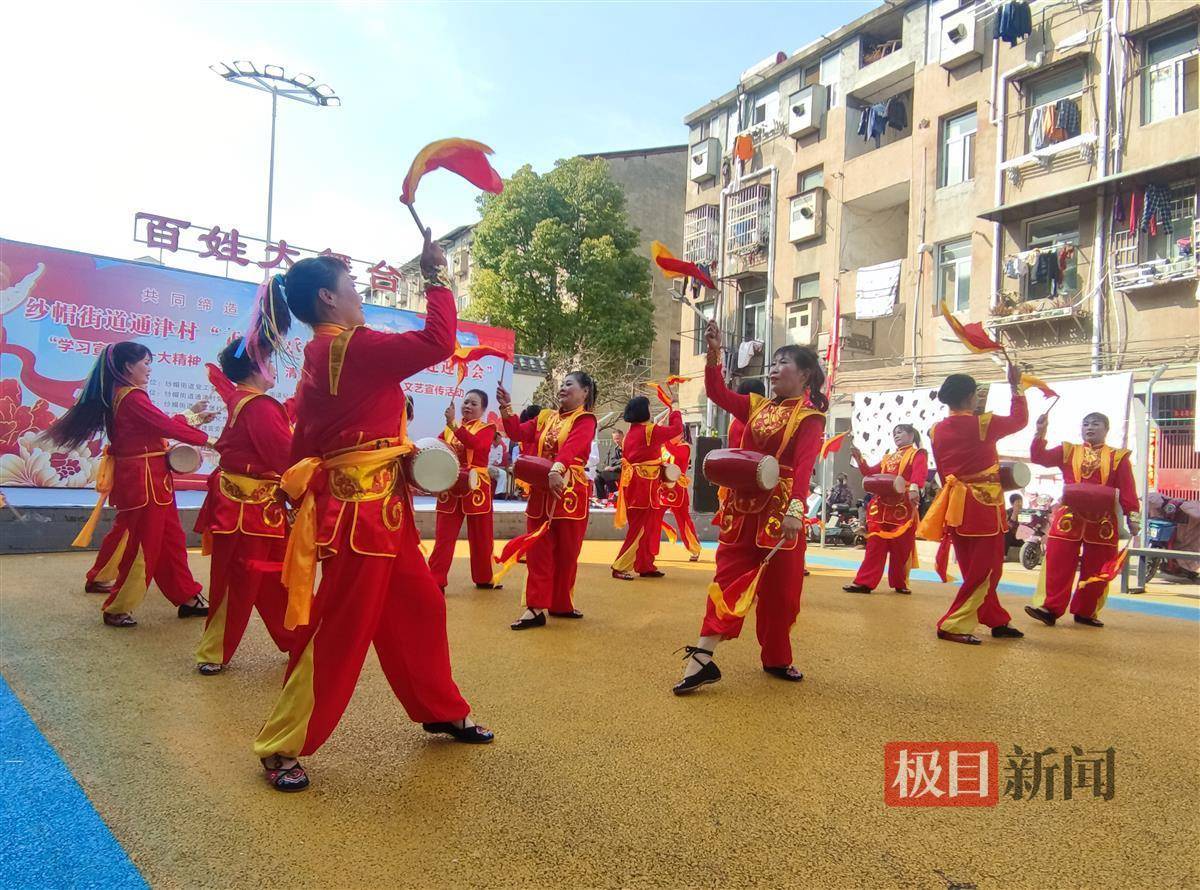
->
xmin=465 ymin=156 xmax=655 ymax=415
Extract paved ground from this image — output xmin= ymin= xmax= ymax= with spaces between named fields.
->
xmin=1 ymin=540 xmax=1197 ymax=889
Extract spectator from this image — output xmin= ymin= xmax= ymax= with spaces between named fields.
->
xmin=828 ymin=473 xmax=852 ymax=508
xmin=595 ymin=428 xmax=624 ymax=499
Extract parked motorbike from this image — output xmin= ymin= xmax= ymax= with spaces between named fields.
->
xmin=1016 ymin=507 xmax=1052 ymax=570
xmin=1143 ymin=496 xmax=1192 ymax=583
xmin=818 ymin=502 xmax=864 ymax=547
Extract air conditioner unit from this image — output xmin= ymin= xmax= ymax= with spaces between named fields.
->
xmin=940 ymin=7 xmax=984 ymax=68
xmin=788 ymin=189 xmax=825 ymax=243
xmin=787 ymin=84 xmax=827 ymax=138
xmin=689 ymin=137 xmax=721 ymax=184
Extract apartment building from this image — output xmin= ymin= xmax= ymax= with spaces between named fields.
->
xmin=366 ymin=223 xmax=476 ymax=313
xmin=675 ymin=0 xmax=1199 ymax=495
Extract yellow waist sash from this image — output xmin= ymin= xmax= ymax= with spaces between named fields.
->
xmin=614 ymin=458 xmax=663 ymax=529
xmin=280 ymin=438 xmax=413 ymax=629
xmin=218 ymin=470 xmax=280 ymax=504
xmin=917 ymin=464 xmax=1000 ymax=541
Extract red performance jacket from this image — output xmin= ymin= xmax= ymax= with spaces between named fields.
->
xmin=1030 ymin=438 xmax=1139 ymax=545
xmin=106 ymin=386 xmax=209 ymax=511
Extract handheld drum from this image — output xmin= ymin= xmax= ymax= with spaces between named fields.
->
xmin=863 ymin=473 xmax=905 ymax=502
xmin=702 ymin=448 xmax=780 ymax=492
xmin=407 ymin=437 xmax=459 ymax=494
xmin=448 ymin=467 xmax=482 ymax=497
xmin=661 ymin=463 xmax=682 ymax=486
xmin=167 ymin=444 xmax=202 ymax=474
xmin=1062 ymin=482 xmax=1119 ymax=516
xmin=514 ymin=455 xmax=556 ymax=489
xmin=998 ymin=460 xmax=1031 ymax=492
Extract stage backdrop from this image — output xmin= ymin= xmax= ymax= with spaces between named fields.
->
xmin=851 ymin=386 xmax=948 ymax=466
xmin=0 ymin=239 xmax=514 ymax=490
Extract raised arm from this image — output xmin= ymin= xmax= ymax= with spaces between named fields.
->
xmin=502 ymin=412 xmax=537 ymax=448
xmin=649 ymin=410 xmax=684 ymax=448
xmin=454 ymin=421 xmax=496 ymax=455
xmin=353 ymin=285 xmax=457 ymax=383
xmin=120 ymin=389 xmax=209 ymax=446
xmin=1028 ymin=414 xmax=1063 ymax=468
xmin=704 ymin=363 xmax=751 ymax=422
xmin=988 ymin=365 xmax=1029 ymax=441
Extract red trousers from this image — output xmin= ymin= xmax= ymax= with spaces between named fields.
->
xmin=252 ymin=544 xmax=471 ymax=759
xmin=524 ymin=517 xmax=588 ymax=611
xmin=701 ymin=521 xmax=806 ymax=668
xmin=853 ymin=528 xmax=916 ymax=590
xmin=195 ymin=533 xmax=293 ymax=666
xmin=1034 ymin=536 xmax=1116 ymax=620
xmin=429 ymin=507 xmax=494 ymax=587
xmin=667 ymin=503 xmax=702 ymax=556
xmin=88 ymin=501 xmax=202 ymax=615
xmin=937 ymin=531 xmax=1011 ymax=634
xmin=613 ymin=506 xmax=665 ymax=574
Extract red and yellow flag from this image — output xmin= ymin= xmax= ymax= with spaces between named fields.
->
xmin=940 ymin=301 xmax=1004 ymax=354
xmin=1078 ymin=547 xmax=1129 ymax=587
xmin=819 ymin=431 xmax=849 ymax=459
xmin=400 ymin=138 xmax=504 ymax=205
xmin=491 ymin=521 xmax=551 ymax=585
xmin=651 ymin=241 xmax=716 ymax=290
xmin=450 ymin=340 xmax=509 ymax=385
xmin=1019 ymin=373 xmax=1058 ymax=398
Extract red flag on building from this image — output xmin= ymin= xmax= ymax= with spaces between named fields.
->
xmin=825 ymin=280 xmax=842 ymax=398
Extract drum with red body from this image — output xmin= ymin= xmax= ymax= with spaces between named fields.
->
xmin=514 ymin=455 xmax=556 ymax=489
xmin=661 ymin=462 xmax=682 ymax=486
xmin=999 ymin=460 xmax=1031 ymax=492
xmin=863 ymin=473 xmax=905 ymax=502
xmin=702 ymin=448 xmax=780 ymax=493
xmin=1062 ymin=482 xmax=1119 ymax=515
xmin=448 ymin=467 xmax=482 ymax=497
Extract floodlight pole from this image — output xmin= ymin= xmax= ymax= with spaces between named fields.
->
xmin=266 ymin=87 xmax=278 ymax=246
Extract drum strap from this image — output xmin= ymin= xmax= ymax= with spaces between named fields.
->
xmin=279 ymin=436 xmax=414 ymax=630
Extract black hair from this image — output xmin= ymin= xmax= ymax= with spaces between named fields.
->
xmin=1009 ymin=492 xmax=1023 ymax=504
xmin=894 ymin=423 xmax=922 ymax=448
xmin=623 ymin=395 xmax=651 ymax=423
xmin=680 ymin=424 xmax=693 ymax=445
xmin=465 ymin=388 xmax=489 ymax=410
xmin=1083 ymin=411 xmax=1110 ymax=429
xmin=737 ymin=377 xmax=766 ymax=397
xmin=264 ymin=255 xmax=347 ymax=330
xmin=44 ymin=341 xmax=153 ymax=448
xmin=219 ymin=337 xmax=256 ymax=383
xmin=772 ymin=345 xmax=828 ymax=412
xmin=405 ymin=395 xmax=414 ymax=422
xmin=519 ymin=404 xmax=542 ymax=423
xmin=566 ymin=370 xmax=597 ymax=412
xmin=938 ymin=373 xmax=978 ymax=408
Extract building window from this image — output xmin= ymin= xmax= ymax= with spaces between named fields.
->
xmin=797 ymin=167 xmax=824 ymax=193
xmin=820 ymin=51 xmax=841 ymax=109
xmin=792 ymin=275 xmax=820 ymax=302
xmin=751 ymin=91 xmax=779 ymax=127
xmin=940 ymin=108 xmax=977 ymax=187
xmin=1143 ymin=26 xmax=1199 ymax=124
xmin=669 ymin=339 xmax=681 ymax=376
xmin=696 ymin=118 xmax=711 ymax=140
xmin=740 ymin=288 xmax=767 ymax=343
xmin=1026 ymin=65 xmax=1085 ymax=151
xmin=693 ymin=301 xmax=715 ymax=355
xmin=786 ymin=276 xmax=820 ymax=346
xmin=1024 ymin=211 xmax=1080 ymax=301
xmin=1110 ymin=181 xmax=1198 ymax=289
xmin=937 ymin=238 xmax=972 ymax=313
xmin=803 ymin=64 xmax=820 ymax=87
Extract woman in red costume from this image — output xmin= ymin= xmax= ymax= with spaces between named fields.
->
xmin=47 ymin=342 xmax=215 ymax=628
xmin=673 ymin=321 xmax=826 ymax=694
xmin=917 ymin=369 xmax=1027 ymax=645
xmin=611 ymin=394 xmax=682 ymax=580
xmin=428 ymin=389 xmax=500 ymax=591
xmin=660 ymin=427 xmax=702 ymax=562
xmin=193 ymin=337 xmax=295 ymax=675
xmin=252 ymin=239 xmax=493 ymax=793
xmin=497 ymin=372 xmax=597 ymax=629
xmin=1025 ymin=411 xmax=1140 ymax=628
xmin=843 ymin=424 xmax=928 ymax=595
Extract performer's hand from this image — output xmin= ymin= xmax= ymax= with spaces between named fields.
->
xmin=704 ymin=320 xmax=721 ymax=352
xmin=188 ymin=398 xmax=217 ymax=424
xmin=444 ymin=403 xmax=455 ymax=425
xmin=548 ymin=471 xmax=566 ymax=497
xmin=1035 ymin=414 xmax=1049 ymax=437
xmin=782 ymin=515 xmax=802 ymax=542
xmin=1127 ymin=517 xmax=1140 ymax=537
xmin=419 ymin=227 xmax=447 ymax=276
xmin=851 ymin=446 xmax=863 ymax=465
xmin=1007 ymin=361 xmax=1022 ymax=387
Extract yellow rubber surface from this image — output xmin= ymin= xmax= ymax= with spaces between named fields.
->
xmin=2 ymin=543 xmax=1198 ymax=889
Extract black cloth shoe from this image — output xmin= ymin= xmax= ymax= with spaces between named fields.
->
xmin=991 ymin=625 xmax=1024 ymax=638
xmin=1074 ymin=615 xmax=1105 ymax=628
xmin=763 ymin=665 xmax=804 ymax=682
xmin=639 ymin=570 xmax=666 ymax=578
xmin=1024 ymin=605 xmax=1056 ymax=626
xmin=937 ymin=629 xmax=982 ymax=645
xmin=672 ymin=646 xmax=721 ymax=695
xmin=177 ymin=595 xmax=209 ymax=618
xmin=549 ymin=610 xmax=584 ymax=619
xmin=892 ymin=587 xmax=913 ymax=595
xmin=843 ymin=584 xmax=873 ymax=594
xmin=475 ymin=582 xmax=503 ymax=590
xmin=510 ymin=611 xmax=546 ymax=631
xmin=422 ymin=722 xmax=495 ymax=744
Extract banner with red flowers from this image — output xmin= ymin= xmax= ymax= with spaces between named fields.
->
xmin=0 ymin=238 xmax=513 ymax=489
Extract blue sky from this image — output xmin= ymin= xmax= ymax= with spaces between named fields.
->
xmin=3 ymin=1 xmax=872 ymax=277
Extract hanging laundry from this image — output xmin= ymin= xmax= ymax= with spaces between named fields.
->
xmin=733 ymin=134 xmax=755 ymax=163
xmin=1141 ymin=183 xmax=1174 ymax=236
xmin=1112 ymin=193 xmax=1126 ymax=228
xmin=1057 ymin=245 xmax=1075 ymax=275
xmin=997 ymin=1 xmax=1033 ymax=47
xmin=1004 ymin=257 xmax=1024 ymax=279
xmin=1032 ymin=252 xmax=1062 ymax=295
xmin=1053 ymin=98 xmax=1081 ymax=139
xmin=1029 ymin=105 xmax=1049 ymax=150
xmin=885 ymin=96 xmax=907 ymax=131
xmin=1128 ymin=188 xmax=1144 ymax=237
xmin=1045 ymin=105 xmax=1067 ymax=143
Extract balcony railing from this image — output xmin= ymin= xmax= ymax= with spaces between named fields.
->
xmin=726 ymin=185 xmax=771 ymax=255
xmin=1110 ymin=185 xmax=1198 ymax=292
xmin=684 ymin=205 xmax=720 ymax=265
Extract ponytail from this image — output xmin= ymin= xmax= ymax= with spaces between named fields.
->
xmin=772 ymin=344 xmax=828 ymax=412
xmin=44 ymin=341 xmax=152 ymax=448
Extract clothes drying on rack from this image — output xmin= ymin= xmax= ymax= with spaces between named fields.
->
xmin=997 ymin=1 xmax=1033 ymax=47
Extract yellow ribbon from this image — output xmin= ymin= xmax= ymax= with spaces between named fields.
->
xmin=280 ymin=441 xmax=412 ymax=630
xmin=72 ymin=451 xmax=116 ymax=548
xmin=613 ymin=459 xmax=662 ymax=530
xmin=916 ymin=464 xmax=1000 ymax=542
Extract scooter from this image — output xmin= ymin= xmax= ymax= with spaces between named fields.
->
xmin=1143 ymin=496 xmax=1193 ymax=583
xmin=821 ymin=502 xmax=864 ymax=547
xmin=1016 ymin=507 xmax=1052 ymax=570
